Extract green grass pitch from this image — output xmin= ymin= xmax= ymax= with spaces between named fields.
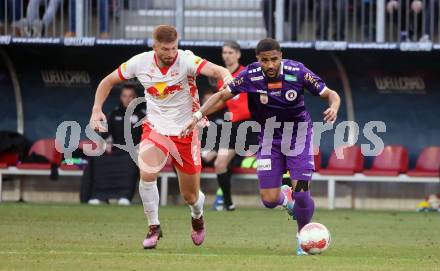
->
xmin=0 ymin=203 xmax=439 ymax=271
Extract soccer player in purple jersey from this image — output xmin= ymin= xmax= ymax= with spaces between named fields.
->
xmin=182 ymin=38 xmax=341 ymax=255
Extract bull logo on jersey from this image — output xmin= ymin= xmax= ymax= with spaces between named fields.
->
xmin=146 ymin=82 xmax=183 ymax=99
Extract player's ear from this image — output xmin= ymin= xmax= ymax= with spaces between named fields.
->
xmin=278 ymin=51 xmax=283 ymax=59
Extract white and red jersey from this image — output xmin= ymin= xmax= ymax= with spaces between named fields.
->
xmin=118 ymin=49 xmax=208 ymax=136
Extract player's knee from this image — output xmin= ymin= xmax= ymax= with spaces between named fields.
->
xmin=182 ymin=192 xmax=197 ymax=205
xmin=140 ymin=171 xmax=158 ymax=182
xmin=214 ymin=158 xmax=228 ymax=173
xmin=260 ymin=193 xmax=279 ymax=209
xmin=293 ymin=180 xmax=310 ymax=192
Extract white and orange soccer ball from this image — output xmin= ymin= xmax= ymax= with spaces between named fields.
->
xmin=298 ymin=223 xmax=331 ymax=255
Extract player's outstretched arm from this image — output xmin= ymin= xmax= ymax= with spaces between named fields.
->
xmin=196 ymin=61 xmax=237 ymax=116
xmin=180 ymin=88 xmax=235 ymax=137
xmin=90 ymin=70 xmax=123 ymax=132
xmin=320 ymin=87 xmax=341 ymax=123
xmin=199 ymin=61 xmax=233 ymax=85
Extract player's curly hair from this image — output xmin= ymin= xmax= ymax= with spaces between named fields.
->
xmin=256 ymin=38 xmax=281 ymax=54
xmin=152 ymin=25 xmax=178 ymax=43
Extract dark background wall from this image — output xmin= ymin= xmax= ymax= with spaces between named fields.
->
xmin=0 ymin=45 xmax=439 ymax=165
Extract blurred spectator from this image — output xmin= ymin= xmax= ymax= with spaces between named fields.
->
xmin=82 ymin=84 xmax=145 ymax=205
xmin=262 ymin=0 xmax=305 ymax=41
xmin=316 ymin=0 xmax=348 ymax=40
xmin=66 ymin=0 xmax=111 ymax=38
xmin=387 ymin=0 xmax=424 ymax=41
xmin=201 ymin=41 xmax=257 ymax=211
xmin=420 ymin=0 xmax=439 ymax=42
xmin=21 ymin=0 xmax=61 ymax=37
xmin=104 ymin=84 xmax=145 ymax=153
xmin=357 ymin=0 xmax=375 ymax=42
xmin=0 ymin=0 xmax=23 ymax=36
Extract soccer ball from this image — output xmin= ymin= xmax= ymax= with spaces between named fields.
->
xmin=298 ymin=223 xmax=331 ymax=255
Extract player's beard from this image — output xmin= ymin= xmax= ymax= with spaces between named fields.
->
xmin=264 ymin=68 xmax=278 ymax=80
xmin=159 ymin=55 xmax=175 ymax=66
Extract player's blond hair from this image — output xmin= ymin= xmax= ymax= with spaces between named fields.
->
xmin=152 ymin=25 xmax=178 ymax=43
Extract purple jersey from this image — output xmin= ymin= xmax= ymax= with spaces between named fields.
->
xmin=228 ymin=59 xmax=326 ymax=139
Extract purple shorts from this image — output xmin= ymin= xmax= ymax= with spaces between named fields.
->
xmin=256 ymin=123 xmax=314 ymax=189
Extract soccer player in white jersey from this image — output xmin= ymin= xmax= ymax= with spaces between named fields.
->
xmin=89 ymin=25 xmax=233 ymax=249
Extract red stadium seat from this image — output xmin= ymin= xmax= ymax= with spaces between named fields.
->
xmin=17 ymin=139 xmax=62 ymax=170
xmin=58 ymin=140 xmax=97 ymax=171
xmin=201 ymin=167 xmax=216 ymax=173
xmin=407 ymin=147 xmax=440 ymax=177
xmin=79 ymin=140 xmax=99 ymax=151
xmin=0 ymin=152 xmax=19 ymax=166
xmin=313 ymin=147 xmax=322 ymax=172
xmin=59 ymin=164 xmax=81 ymax=171
xmin=319 ymin=145 xmax=364 ymax=175
xmin=232 ymin=167 xmax=256 ymax=174
xmin=363 ymin=145 xmax=409 ymax=176
xmin=0 ymin=163 xmax=7 ymax=169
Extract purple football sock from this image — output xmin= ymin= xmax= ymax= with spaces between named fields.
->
xmin=262 ymin=192 xmax=285 ymax=209
xmin=293 ymin=191 xmax=315 ymax=232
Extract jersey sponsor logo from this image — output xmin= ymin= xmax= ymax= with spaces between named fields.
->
xmin=170 ymin=69 xmax=179 ymax=77
xmin=304 ymin=73 xmax=321 ymax=89
xmin=250 ymin=75 xmax=264 ymax=81
xmin=268 ymin=81 xmax=282 ymax=89
xmin=260 ymin=93 xmax=269 ymax=104
xmin=146 ymin=82 xmax=183 ymax=99
xmin=285 ymin=89 xmax=298 ymax=101
xmin=302 ymin=172 xmax=312 ymax=177
xmin=257 ymin=159 xmax=271 ymax=171
xmin=256 ymin=89 xmax=267 ymax=94
xmin=248 ymin=67 xmax=262 ymax=74
xmin=270 ymin=90 xmax=282 ymax=96
xmin=284 ymin=66 xmax=300 ymax=71
xmin=231 ymin=77 xmax=244 ymax=86
xmin=285 ymin=74 xmax=297 ymax=82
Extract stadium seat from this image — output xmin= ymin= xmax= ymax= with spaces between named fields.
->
xmin=16 ymin=139 xmax=62 ymax=170
xmin=232 ymin=167 xmax=256 ymax=174
xmin=59 ymin=164 xmax=82 ymax=171
xmin=363 ymin=145 xmax=409 ymax=176
xmin=201 ymin=167 xmax=216 ymax=173
xmin=407 ymin=147 xmax=440 ymax=177
xmin=314 ymin=147 xmax=322 ymax=172
xmin=78 ymin=140 xmax=99 ymax=151
xmin=0 ymin=152 xmax=19 ymax=166
xmin=319 ymin=145 xmax=363 ymax=175
xmin=59 ymin=140 xmax=98 ymax=171
xmin=0 ymin=163 xmax=7 ymax=169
